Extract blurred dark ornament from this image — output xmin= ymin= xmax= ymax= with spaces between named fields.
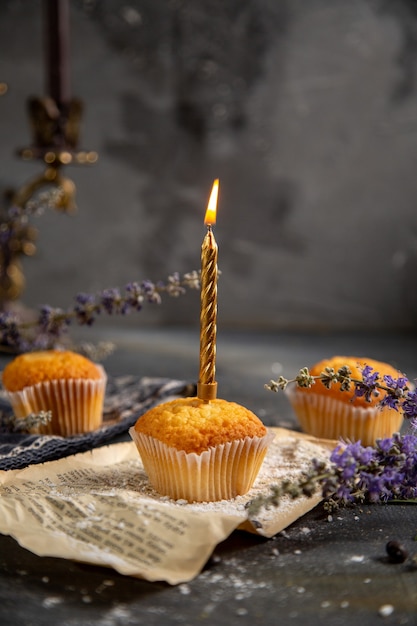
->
xmin=0 ymin=193 xmax=38 ymax=307
xmin=15 ymin=95 xmax=97 ymax=213
xmin=14 ymin=0 xmax=98 ymax=214
xmin=1 ymin=0 xmax=97 ymax=308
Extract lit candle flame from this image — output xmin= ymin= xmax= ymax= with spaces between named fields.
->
xmin=198 ymin=179 xmax=219 ymax=402
xmin=204 ymin=179 xmax=219 ymax=226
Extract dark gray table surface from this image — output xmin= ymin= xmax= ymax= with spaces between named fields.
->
xmin=1 ymin=327 xmax=417 ymax=626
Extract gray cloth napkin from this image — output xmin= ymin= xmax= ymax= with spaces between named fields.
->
xmin=0 ymin=376 xmax=196 ymax=470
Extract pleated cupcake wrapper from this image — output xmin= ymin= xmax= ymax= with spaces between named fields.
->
xmin=286 ymin=388 xmax=403 ymax=446
xmin=7 ymin=367 xmax=107 ymax=437
xmin=129 ymin=428 xmax=275 ymax=502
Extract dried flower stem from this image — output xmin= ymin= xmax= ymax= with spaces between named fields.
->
xmin=247 ymin=433 xmax=417 ymax=517
xmin=0 ymin=271 xmax=200 ymax=352
xmin=8 ymin=410 xmax=52 ymax=433
xmin=256 ymin=362 xmax=417 ymax=514
xmin=266 ymin=364 xmax=417 ymax=424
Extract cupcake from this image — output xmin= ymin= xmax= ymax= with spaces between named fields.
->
xmin=286 ymin=355 xmax=404 ymax=445
xmin=2 ymin=350 xmax=107 ymax=436
xmin=129 ymin=397 xmax=274 ymax=502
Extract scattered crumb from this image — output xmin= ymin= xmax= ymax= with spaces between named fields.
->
xmin=107 ymin=605 xmax=132 ymax=620
xmin=202 ymin=603 xmax=216 ymax=616
xmin=271 ymin=362 xmax=283 ymax=375
xmin=179 ymin=584 xmax=191 ymax=595
xmin=42 ymin=596 xmax=63 ymax=608
xmin=378 ymin=604 xmax=394 ymax=617
xmin=349 ymin=555 xmax=365 ymax=563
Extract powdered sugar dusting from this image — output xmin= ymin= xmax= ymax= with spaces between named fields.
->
xmin=124 ymin=433 xmax=331 ymax=536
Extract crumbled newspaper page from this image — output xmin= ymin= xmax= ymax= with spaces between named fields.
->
xmin=0 ymin=428 xmax=334 ymax=584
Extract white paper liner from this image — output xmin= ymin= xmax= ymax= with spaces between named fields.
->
xmin=6 ymin=366 xmax=107 ymax=436
xmin=286 ymin=387 xmax=403 ymax=445
xmin=129 ymin=427 xmax=275 ymax=502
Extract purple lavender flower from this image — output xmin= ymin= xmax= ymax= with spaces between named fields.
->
xmin=0 ymin=271 xmax=200 ymax=352
xmin=330 ymin=440 xmax=375 ymax=466
xmin=0 ymin=312 xmax=21 ymax=348
xmin=378 ymin=375 xmax=409 ymax=411
xmin=6 ymin=205 xmax=22 ymax=219
xmin=383 ymin=375 xmax=408 ymax=392
xmin=37 ymin=305 xmax=69 ymax=337
xmin=165 ymin=272 xmax=186 ymax=297
xmin=142 ymin=280 xmax=162 ymax=304
xmin=354 ymin=365 xmax=380 ymax=402
xmin=100 ymin=288 xmax=124 ymax=315
xmin=397 ymin=432 xmax=417 ymax=457
xmin=362 ymin=365 xmax=380 ymax=386
xmin=249 ymin=420 xmax=417 ymax=518
xmin=74 ymin=292 xmax=99 ymax=326
xmin=334 ymin=483 xmax=356 ymax=503
xmin=379 ymin=394 xmax=401 ymax=411
xmin=376 ymin=437 xmax=395 ymax=454
xmin=182 ymin=271 xmax=200 ymax=290
xmin=324 ymin=434 xmax=417 ymax=505
xmin=359 ymin=473 xmax=388 ymax=502
xmin=0 ymin=225 xmax=12 ymax=246
xmin=124 ymin=282 xmax=144 ymax=311
xmin=141 ymin=279 xmax=156 ymax=293
xmin=402 ymin=389 xmax=417 ymax=421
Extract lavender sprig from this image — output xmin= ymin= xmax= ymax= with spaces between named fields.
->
xmin=7 ymin=410 xmax=52 ymax=433
xmin=266 ymin=364 xmax=417 ymax=425
xmin=247 ymin=433 xmax=417 ymax=517
xmin=0 ymin=271 xmax=200 ymax=352
xmin=0 ymin=191 xmax=62 ymax=284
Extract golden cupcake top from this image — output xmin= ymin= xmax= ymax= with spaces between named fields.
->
xmin=133 ymin=396 xmax=267 ymax=454
xmin=297 ymin=355 xmax=402 ymax=408
xmin=2 ymin=350 xmax=103 ymax=392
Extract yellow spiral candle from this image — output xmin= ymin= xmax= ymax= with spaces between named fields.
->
xmin=197 ymin=179 xmax=219 ymax=402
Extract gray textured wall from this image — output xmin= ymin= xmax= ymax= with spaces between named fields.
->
xmin=1 ymin=0 xmax=417 ymax=331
